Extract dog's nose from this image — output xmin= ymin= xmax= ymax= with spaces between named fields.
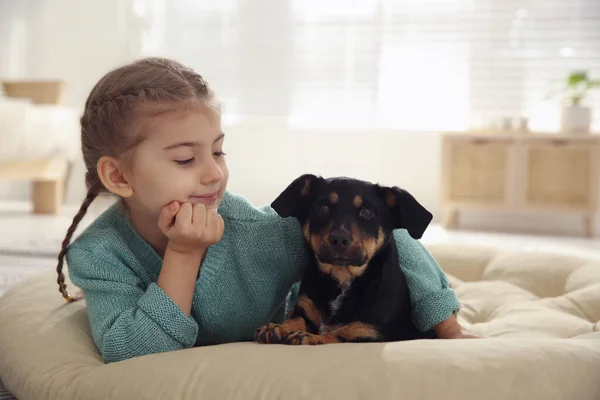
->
xmin=329 ymin=230 xmax=351 ymax=249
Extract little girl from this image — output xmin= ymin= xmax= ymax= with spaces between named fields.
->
xmin=57 ymin=57 xmax=476 ymax=364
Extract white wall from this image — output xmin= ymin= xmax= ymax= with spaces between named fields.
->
xmin=0 ymin=0 xmax=133 ymax=105
xmin=0 ymin=0 xmax=131 ymax=204
xmin=225 ymin=123 xmax=600 ymax=238
xmin=0 ymin=0 xmax=598 ymax=238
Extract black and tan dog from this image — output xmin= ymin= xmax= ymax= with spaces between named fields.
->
xmin=255 ymin=174 xmax=438 ymax=345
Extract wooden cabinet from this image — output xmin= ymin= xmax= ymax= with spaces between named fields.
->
xmin=442 ymin=136 xmax=516 ymax=207
xmin=441 ymin=133 xmax=600 ymax=237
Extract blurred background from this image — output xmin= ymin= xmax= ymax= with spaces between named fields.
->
xmin=0 ymin=0 xmax=599 ymax=287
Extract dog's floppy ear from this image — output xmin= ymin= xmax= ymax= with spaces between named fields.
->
xmin=379 ymin=186 xmax=433 ymax=239
xmin=271 ymin=174 xmax=322 ymax=219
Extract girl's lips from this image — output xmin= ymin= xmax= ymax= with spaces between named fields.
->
xmin=190 ymin=192 xmax=219 ymax=204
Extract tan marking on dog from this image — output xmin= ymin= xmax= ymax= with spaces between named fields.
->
xmin=281 ymin=317 xmax=307 ymax=332
xmin=318 ymin=261 xmax=358 ymax=287
xmin=281 ymin=317 xmax=306 ymax=332
xmin=302 ymin=222 xmax=311 ymax=241
xmin=363 ymin=226 xmax=385 ymax=261
xmin=291 ymin=322 xmax=381 ymax=345
xmin=285 ymin=331 xmax=328 ymax=345
xmin=311 ymin=233 xmax=323 ymax=256
xmin=296 ymin=295 xmax=322 ymax=327
xmin=353 ymin=195 xmax=363 ymax=208
xmin=385 ymin=190 xmax=396 ymax=207
xmin=351 ymin=224 xmax=385 ymax=267
xmin=318 ymin=261 xmax=332 ymax=275
xmin=330 ymin=265 xmax=354 ymax=287
xmin=308 ymin=222 xmax=333 ymax=257
xmin=255 ymin=317 xmax=307 ymax=344
xmin=301 ymin=178 xmax=311 ymax=196
xmin=331 ymin=322 xmax=381 ymax=341
xmin=348 ymin=264 xmax=368 ymax=279
xmin=329 ymin=192 xmax=339 ymax=204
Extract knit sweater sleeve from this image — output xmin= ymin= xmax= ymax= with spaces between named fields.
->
xmin=392 ymin=229 xmax=461 ymax=331
xmin=281 ymin=217 xmax=311 ymax=283
xmin=66 ymin=247 xmax=199 ymax=363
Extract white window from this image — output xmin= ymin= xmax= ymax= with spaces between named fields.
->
xmin=131 ymin=0 xmax=600 ymax=131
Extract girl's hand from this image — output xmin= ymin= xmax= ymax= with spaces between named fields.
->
xmin=158 ymin=201 xmax=225 ymax=255
xmin=434 ymin=314 xmax=482 ymax=339
xmin=441 ymin=329 xmax=482 ymax=339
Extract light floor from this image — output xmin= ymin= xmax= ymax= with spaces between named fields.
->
xmin=1 ymin=199 xmax=599 ymax=295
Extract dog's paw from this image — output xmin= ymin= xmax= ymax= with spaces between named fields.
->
xmin=283 ymin=331 xmax=325 ymax=345
xmin=255 ymin=323 xmax=289 ymax=344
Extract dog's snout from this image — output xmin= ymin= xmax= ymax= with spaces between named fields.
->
xmin=329 ymin=230 xmax=351 ymax=249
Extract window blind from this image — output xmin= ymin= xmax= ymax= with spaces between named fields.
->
xmin=131 ymin=0 xmax=600 ymax=131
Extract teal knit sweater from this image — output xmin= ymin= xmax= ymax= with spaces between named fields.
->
xmin=67 ymin=191 xmax=460 ymax=363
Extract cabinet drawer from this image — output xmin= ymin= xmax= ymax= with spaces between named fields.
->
xmin=521 ymin=139 xmax=599 ymax=211
xmin=442 ymin=137 xmax=515 ymax=206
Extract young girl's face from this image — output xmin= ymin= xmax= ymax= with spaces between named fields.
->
xmin=124 ymin=108 xmax=228 ymax=216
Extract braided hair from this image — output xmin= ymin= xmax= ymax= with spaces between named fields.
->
xmin=57 ymin=57 xmax=220 ymax=302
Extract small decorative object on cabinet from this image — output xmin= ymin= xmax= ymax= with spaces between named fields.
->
xmin=440 ymin=132 xmax=600 ymax=237
xmin=545 ymin=70 xmax=600 ymax=136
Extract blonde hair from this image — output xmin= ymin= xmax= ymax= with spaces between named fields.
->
xmin=56 ymin=57 xmax=219 ymax=302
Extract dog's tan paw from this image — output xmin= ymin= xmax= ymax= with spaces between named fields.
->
xmin=283 ymin=331 xmax=326 ymax=345
xmin=255 ymin=323 xmax=288 ymax=344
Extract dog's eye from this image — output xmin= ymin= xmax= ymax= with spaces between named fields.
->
xmin=317 ymin=205 xmax=330 ymax=216
xmin=359 ymin=206 xmax=374 ymax=220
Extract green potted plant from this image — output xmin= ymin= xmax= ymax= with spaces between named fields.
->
xmin=547 ymin=71 xmax=600 ymax=135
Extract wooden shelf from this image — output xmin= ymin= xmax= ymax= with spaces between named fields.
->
xmin=440 ymin=132 xmax=600 ymax=237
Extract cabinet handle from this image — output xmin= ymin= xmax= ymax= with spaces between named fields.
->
xmin=550 ymin=139 xmax=568 ymax=146
xmin=472 ymin=138 xmax=489 ymax=145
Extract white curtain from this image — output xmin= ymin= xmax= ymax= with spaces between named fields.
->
xmin=130 ymin=0 xmax=600 ymax=131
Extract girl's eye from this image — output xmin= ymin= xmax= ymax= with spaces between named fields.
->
xmin=213 ymin=151 xmax=227 ymax=157
xmin=175 ymin=158 xmax=195 ymax=166
xmin=359 ymin=206 xmax=374 ymax=220
xmin=317 ymin=205 xmax=330 ymax=216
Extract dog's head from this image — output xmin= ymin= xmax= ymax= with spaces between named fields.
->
xmin=272 ymin=174 xmax=433 ymax=271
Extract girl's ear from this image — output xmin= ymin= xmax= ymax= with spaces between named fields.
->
xmin=379 ymin=186 xmax=433 ymax=239
xmin=271 ymin=174 xmax=322 ymax=220
xmin=97 ymin=156 xmax=134 ymax=198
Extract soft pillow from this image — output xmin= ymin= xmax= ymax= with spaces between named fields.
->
xmin=0 ymin=244 xmax=599 ymax=400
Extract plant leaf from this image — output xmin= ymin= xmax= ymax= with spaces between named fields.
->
xmin=588 ymin=79 xmax=600 ymax=89
xmin=567 ymin=71 xmax=588 ymax=87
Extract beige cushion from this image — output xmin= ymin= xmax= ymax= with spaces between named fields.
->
xmin=1 ymin=244 xmax=599 ymax=400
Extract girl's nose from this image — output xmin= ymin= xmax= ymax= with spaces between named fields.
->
xmin=200 ymin=158 xmax=223 ymax=186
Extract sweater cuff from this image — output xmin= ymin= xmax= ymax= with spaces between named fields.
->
xmin=137 ymin=283 xmax=199 ymax=347
xmin=412 ymin=288 xmax=461 ymax=331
